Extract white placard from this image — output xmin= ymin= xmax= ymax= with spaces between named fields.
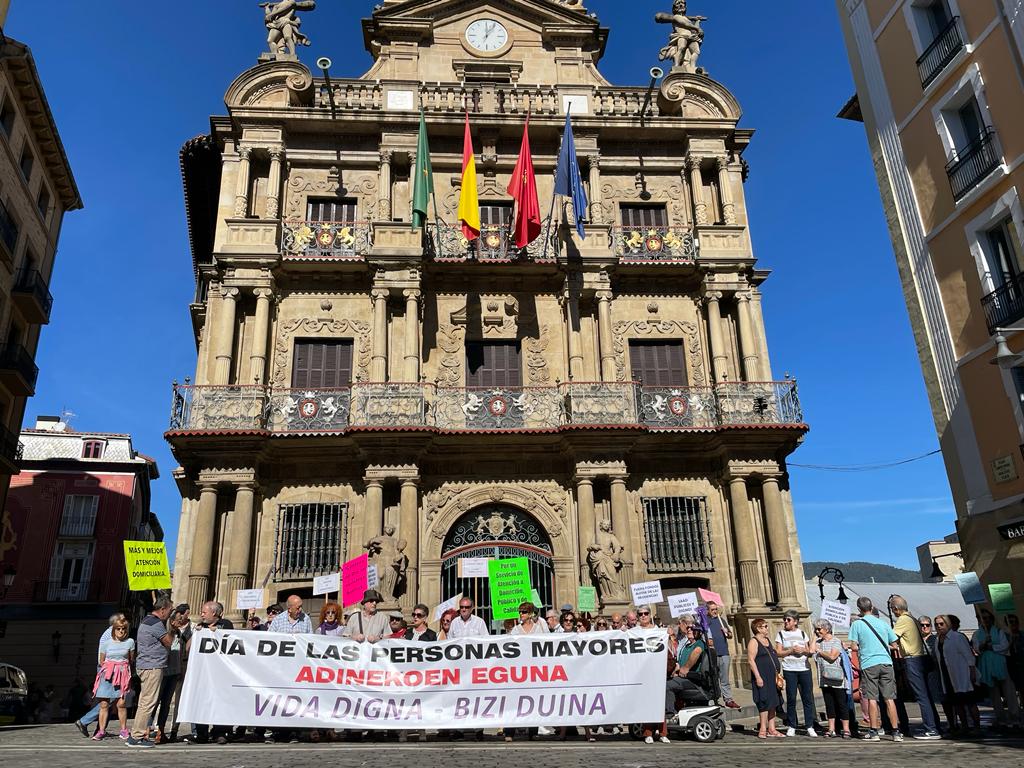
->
xmin=434 ymin=593 xmax=463 ymax=621
xmin=313 ymin=572 xmax=341 ymax=597
xmin=387 ymin=90 xmax=415 ymax=111
xmin=820 ymin=599 xmax=851 ymax=629
xmin=630 ymin=580 xmax=664 ymax=606
xmin=367 ymin=564 xmax=379 ymax=589
xmin=668 ymin=592 xmax=699 ymax=618
xmin=562 ymin=94 xmax=589 ymax=115
xmin=235 ymin=589 xmax=264 ymax=611
xmin=458 ymin=557 xmax=490 ymax=578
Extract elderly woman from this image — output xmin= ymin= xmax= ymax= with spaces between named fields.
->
xmin=973 ymin=607 xmax=1021 ymax=726
xmin=636 ymin=606 xmax=671 ymax=744
xmin=932 ymin=614 xmax=976 ymax=733
xmin=813 ymin=619 xmax=851 ymax=738
xmin=748 ymin=617 xmax=784 ymax=738
xmin=437 ymin=608 xmax=458 ymax=640
xmin=317 ymin=602 xmax=344 ymax=635
xmin=91 ymin=616 xmax=134 ymax=740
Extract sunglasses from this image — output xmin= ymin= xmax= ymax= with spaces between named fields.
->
xmin=596 ymin=623 xmax=608 ymax=628
xmin=919 ymin=623 xmax=931 ymax=628
xmin=412 ymin=612 xmax=426 ymax=618
xmin=638 ymin=611 xmax=651 ymax=616
xmin=460 ymin=605 xmax=472 ymax=610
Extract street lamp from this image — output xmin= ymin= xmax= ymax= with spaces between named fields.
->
xmin=929 ymin=551 xmax=963 ymax=580
xmin=817 ymin=566 xmax=848 ymax=603
xmin=988 ymin=327 xmax=1024 ymax=368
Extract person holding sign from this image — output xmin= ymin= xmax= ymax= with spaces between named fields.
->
xmin=706 ymin=601 xmax=740 ymax=710
xmin=973 ymin=607 xmax=1021 ymax=727
xmin=127 ymin=596 xmax=179 ymax=748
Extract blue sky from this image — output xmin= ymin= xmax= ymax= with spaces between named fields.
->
xmin=7 ymin=0 xmax=955 ymax=571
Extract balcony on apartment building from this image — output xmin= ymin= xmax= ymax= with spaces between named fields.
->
xmin=0 ymin=343 xmax=39 ymax=396
xmin=0 ymin=421 xmax=22 ymax=474
xmin=946 ymin=127 xmax=1001 ymax=201
xmin=981 ymin=271 xmax=1024 ymax=332
xmin=917 ymin=16 xmax=964 ymax=89
xmin=11 ymin=268 xmax=53 ymax=324
xmin=168 ymin=379 xmax=803 ymax=434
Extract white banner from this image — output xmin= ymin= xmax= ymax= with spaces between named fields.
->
xmin=178 ymin=628 xmax=666 ymax=730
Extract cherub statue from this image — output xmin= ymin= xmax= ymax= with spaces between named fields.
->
xmin=655 ymin=0 xmax=707 ymax=74
xmin=261 ymin=0 xmax=317 ymax=58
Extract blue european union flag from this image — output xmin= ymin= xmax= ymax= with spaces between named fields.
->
xmin=554 ymin=110 xmax=588 ymax=239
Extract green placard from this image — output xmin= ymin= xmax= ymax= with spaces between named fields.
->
xmin=989 ymin=583 xmax=1016 ymax=614
xmin=530 ymin=589 xmax=543 ymax=610
xmin=123 ymin=540 xmax=171 ymax=591
xmin=488 ymin=557 xmax=532 ymax=620
xmin=577 ymin=586 xmax=597 ymax=613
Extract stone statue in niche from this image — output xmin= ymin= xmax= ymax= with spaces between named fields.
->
xmin=261 ymin=0 xmax=316 ymax=58
xmin=365 ymin=525 xmax=402 ymax=602
xmin=656 ymin=0 xmax=706 ymax=73
xmin=587 ymin=520 xmax=625 ymax=602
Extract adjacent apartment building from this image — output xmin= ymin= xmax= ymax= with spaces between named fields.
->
xmin=837 ymin=0 xmax=1024 ymax=602
xmin=167 ymin=0 xmax=810 ymax=660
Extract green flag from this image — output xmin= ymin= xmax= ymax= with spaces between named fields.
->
xmin=412 ymin=110 xmax=434 ymax=229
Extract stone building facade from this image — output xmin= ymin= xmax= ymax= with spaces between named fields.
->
xmin=168 ymin=0 xmax=809 ymax=649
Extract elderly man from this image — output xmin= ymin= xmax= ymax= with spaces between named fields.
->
xmin=545 ymin=610 xmax=562 ymax=633
xmin=706 ymin=601 xmax=740 ymax=709
xmin=849 ymin=597 xmax=901 ymax=742
xmin=344 ymin=590 xmax=389 ymax=642
xmin=184 ymin=602 xmax=235 ymax=745
xmin=270 ymin=595 xmax=312 ymax=634
xmin=625 ymin=610 xmax=638 ymax=629
xmin=447 ymin=596 xmax=490 ymax=638
xmin=127 ymin=596 xmax=178 ymax=748
xmin=890 ymin=595 xmax=941 ymax=739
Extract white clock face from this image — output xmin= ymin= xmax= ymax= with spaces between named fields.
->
xmin=466 ymin=19 xmax=509 ymax=53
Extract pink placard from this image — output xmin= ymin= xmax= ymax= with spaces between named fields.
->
xmin=698 ymin=588 xmax=723 ymax=605
xmin=342 ymin=552 xmax=369 ymax=607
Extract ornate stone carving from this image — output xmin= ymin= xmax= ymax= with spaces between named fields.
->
xmin=612 ymin=319 xmax=706 ymax=386
xmin=272 ymin=317 xmax=371 ymax=386
xmin=600 ymin=177 xmax=686 ymax=226
xmin=262 ymin=0 xmax=317 ymax=58
xmin=435 ymin=324 xmax=465 ymax=386
xmin=587 ymin=520 xmax=626 ymax=602
xmin=481 ymin=295 xmax=519 ymax=338
xmin=284 ymin=169 xmax=375 ymax=219
xmin=655 ymin=1 xmax=706 ymax=73
xmin=524 ymin=325 xmax=552 ymax=385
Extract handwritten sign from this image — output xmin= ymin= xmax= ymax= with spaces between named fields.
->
xmin=821 ymin=599 xmax=851 ymax=629
xmin=488 ymin=558 xmax=532 ymax=620
xmin=458 ymin=558 xmax=490 ymax=578
xmin=367 ymin=565 xmax=379 ymax=589
xmin=668 ymin=592 xmax=699 ymax=618
xmin=577 ymin=586 xmax=598 ymax=613
xmin=990 ymin=583 xmax=1016 ymax=614
xmin=698 ymin=588 xmax=723 ymax=606
xmin=341 ymin=553 xmax=369 ymax=606
xmin=631 ymin=580 xmax=664 ymax=607
xmin=955 ymin=572 xmax=986 ymax=605
xmin=234 ymin=589 xmax=264 ymax=611
xmin=313 ymin=572 xmax=340 ymax=597
xmin=123 ymin=540 xmax=171 ymax=591
xmin=434 ymin=593 xmax=462 ymax=621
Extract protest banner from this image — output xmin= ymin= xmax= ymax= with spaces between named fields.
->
xmin=342 ymin=553 xmax=369 ymax=606
xmin=434 ymin=594 xmax=462 ymax=621
xmin=458 ymin=558 xmax=490 ymax=578
xmin=697 ymin=588 xmax=723 ymax=605
xmin=989 ymin=583 xmax=1016 ymax=614
xmin=177 ymin=628 xmax=667 ymax=730
xmin=955 ymin=572 xmax=986 ymax=605
xmin=123 ymin=540 xmax=171 ymax=591
xmin=235 ymin=589 xmax=264 ymax=611
xmin=577 ymin=586 xmax=597 ymax=613
xmin=488 ymin=558 xmax=532 ymax=620
xmin=820 ymin=599 xmax=851 ymax=629
xmin=313 ymin=572 xmax=341 ymax=597
xmin=368 ymin=565 xmax=379 ymax=589
xmin=630 ymin=580 xmax=663 ymax=606
xmin=667 ymin=592 xmax=698 ymax=618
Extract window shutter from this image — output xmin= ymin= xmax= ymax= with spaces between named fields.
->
xmin=293 ymin=340 xmax=354 ymax=389
xmin=629 ymin=340 xmax=687 ymax=386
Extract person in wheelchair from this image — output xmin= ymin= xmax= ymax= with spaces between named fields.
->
xmin=667 ymin=624 xmax=718 ymax=721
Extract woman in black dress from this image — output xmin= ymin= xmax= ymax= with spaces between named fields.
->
xmin=747 ymin=618 xmax=784 ymax=738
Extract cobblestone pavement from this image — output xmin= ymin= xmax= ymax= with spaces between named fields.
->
xmin=1 ymin=725 xmax=1022 ymax=768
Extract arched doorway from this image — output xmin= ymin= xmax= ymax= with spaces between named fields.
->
xmin=441 ymin=505 xmax=554 ymax=631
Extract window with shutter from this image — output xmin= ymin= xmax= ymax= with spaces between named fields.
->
xmin=629 ymin=340 xmax=687 ymax=387
xmin=620 ymin=204 xmax=668 ymax=228
xmin=466 ymin=341 xmax=522 ymax=387
xmin=292 ymin=339 xmax=353 ymax=388
xmin=59 ymin=495 xmax=99 ymax=537
xmin=306 ymin=197 xmax=357 ymax=223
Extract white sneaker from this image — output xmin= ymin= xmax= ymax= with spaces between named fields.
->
xmin=644 ymin=736 xmax=654 ymax=744
xmin=786 ymin=727 xmax=796 ymax=737
xmin=659 ymin=735 xmax=671 ymax=743
xmin=537 ymin=726 xmax=554 ymax=736
xmin=807 ymin=727 xmax=818 ymax=737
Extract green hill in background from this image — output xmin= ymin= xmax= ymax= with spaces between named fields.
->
xmin=803 ymin=560 xmax=924 ymax=583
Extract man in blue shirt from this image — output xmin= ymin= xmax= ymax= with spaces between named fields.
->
xmin=848 ymin=597 xmax=901 ymax=742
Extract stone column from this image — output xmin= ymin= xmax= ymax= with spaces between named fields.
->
xmin=233 ymin=146 xmax=252 ymax=218
xmin=596 ymin=290 xmax=616 ymax=382
xmin=715 ymin=155 xmax=736 ymax=225
xmin=378 ymin=150 xmax=393 ymax=220
xmin=225 ymin=483 xmax=256 ymax=622
xmin=587 ymin=154 xmax=603 ymax=225
xmin=703 ymin=290 xmax=728 ymax=383
xmin=188 ymin=482 xmax=219 ymax=612
xmin=370 ymin=288 xmax=389 ymax=381
xmin=364 ymin=477 xmax=384 ymax=542
xmin=249 ymin=288 xmax=273 ymax=384
xmin=728 ymin=475 xmax=766 ymax=609
xmin=403 ymin=289 xmax=421 ymax=382
xmin=212 ymin=286 xmax=240 ymax=385
xmin=266 ymin=148 xmax=283 ymax=219
xmin=762 ymin=475 xmax=798 ymax=607
xmin=749 ymin=288 xmax=773 ymax=380
xmin=609 ymin=475 xmax=633 ymax=566
xmin=575 ymin=476 xmax=596 ymax=565
xmin=686 ymin=153 xmax=708 ymax=226
xmin=399 ymin=478 xmax=419 ymax=603
xmin=736 ymin=291 xmax=762 ymax=381
xmin=563 ymin=285 xmax=584 ymax=381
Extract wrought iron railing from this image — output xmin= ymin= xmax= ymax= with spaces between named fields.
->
xmin=0 ymin=343 xmax=39 ymax=392
xmin=267 ymin=388 xmax=350 ymax=432
xmin=350 ymin=383 xmax=429 ymax=428
xmin=638 ymin=385 xmax=718 ymax=429
xmin=981 ymin=272 xmax=1024 ymax=332
xmin=562 ymin=382 xmax=640 ymax=426
xmin=0 ymin=199 xmax=18 ymax=255
xmin=717 ymin=380 xmax=803 ymax=425
xmin=946 ymin=127 xmax=1001 ymax=201
xmin=0 ymin=422 xmax=21 ymax=466
xmin=273 ymin=502 xmax=347 ymax=581
xmin=434 ymin=385 xmax=564 ymax=430
xmin=281 ymin=220 xmax=371 ymax=259
xmin=33 ymin=580 xmax=100 ymax=602
xmin=641 ymin=496 xmax=714 ymax=573
xmin=168 ymin=382 xmax=268 ymax=431
xmin=917 ymin=16 xmax=964 ymax=88
xmin=613 ymin=226 xmax=697 ymax=262
xmin=13 ymin=268 xmax=53 ymax=318
xmin=426 ymin=220 xmax=557 ymax=262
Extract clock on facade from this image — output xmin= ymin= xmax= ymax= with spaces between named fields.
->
xmin=465 ymin=19 xmax=509 ymax=53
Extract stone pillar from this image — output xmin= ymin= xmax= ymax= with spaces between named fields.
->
xmin=736 ymin=291 xmax=762 ymax=381
xmin=575 ymin=476 xmax=596 ymax=565
xmin=371 ymin=288 xmax=389 ymax=381
xmin=762 ymin=475 xmax=798 ymax=607
xmin=686 ymin=153 xmax=708 ymax=226
xmin=728 ymin=475 xmax=766 ymax=609
xmin=403 ymin=289 xmax=421 ymax=382
xmin=188 ymin=482 xmax=219 ymax=612
xmin=703 ymin=290 xmax=728 ymax=383
xmin=587 ymin=154 xmax=603 ymax=225
xmin=749 ymin=288 xmax=773 ymax=380
xmin=364 ymin=477 xmax=384 ymax=542
xmin=225 ymin=483 xmax=256 ymax=622
xmin=596 ymin=290 xmax=616 ymax=382
xmin=378 ymin=150 xmax=393 ymax=220
xmin=249 ymin=288 xmax=273 ymax=384
xmin=212 ymin=286 xmax=240 ymax=385
xmin=609 ymin=475 xmax=633 ymax=566
xmin=563 ymin=285 xmax=584 ymax=381
xmin=266 ymin=148 xmax=283 ymax=219
xmin=399 ymin=478 xmax=419 ymax=603
xmin=715 ymin=155 xmax=736 ymax=225
xmin=233 ymin=146 xmax=252 ymax=218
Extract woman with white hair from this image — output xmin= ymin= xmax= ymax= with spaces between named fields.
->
xmin=813 ymin=619 xmax=851 ymax=738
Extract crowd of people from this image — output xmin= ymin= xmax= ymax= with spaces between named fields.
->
xmin=68 ymin=589 xmax=1024 ymax=747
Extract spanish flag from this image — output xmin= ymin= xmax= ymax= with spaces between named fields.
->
xmin=457 ymin=113 xmax=481 ymax=241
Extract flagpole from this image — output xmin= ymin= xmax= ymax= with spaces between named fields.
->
xmin=543 ymin=104 xmax=570 ymax=261
xmin=432 ymin=194 xmax=443 ymax=259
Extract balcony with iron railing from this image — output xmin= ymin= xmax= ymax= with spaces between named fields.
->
xmin=612 ymin=225 xmax=698 ymax=263
xmin=0 ymin=343 xmax=39 ymax=396
xmin=946 ymin=127 xmax=1002 ymax=201
xmin=168 ymin=379 xmax=803 ymax=434
xmin=0 ymin=421 xmax=21 ymax=473
xmin=917 ymin=16 xmax=964 ymax=89
xmin=281 ymin=220 xmax=372 ymax=260
xmin=425 ymin=221 xmax=557 ymax=262
xmin=32 ymin=580 xmax=101 ymax=603
xmin=11 ymin=268 xmax=54 ymax=324
xmin=981 ymin=272 xmax=1024 ymax=332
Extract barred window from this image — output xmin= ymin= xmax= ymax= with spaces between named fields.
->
xmin=641 ymin=496 xmax=713 ymax=572
xmin=274 ymin=502 xmax=348 ymax=579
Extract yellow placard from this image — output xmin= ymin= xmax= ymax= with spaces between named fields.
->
xmin=123 ymin=540 xmax=171 ymax=591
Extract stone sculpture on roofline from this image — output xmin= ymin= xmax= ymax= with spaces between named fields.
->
xmin=261 ymin=0 xmax=317 ymax=59
xmin=655 ymin=0 xmax=707 ymax=74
